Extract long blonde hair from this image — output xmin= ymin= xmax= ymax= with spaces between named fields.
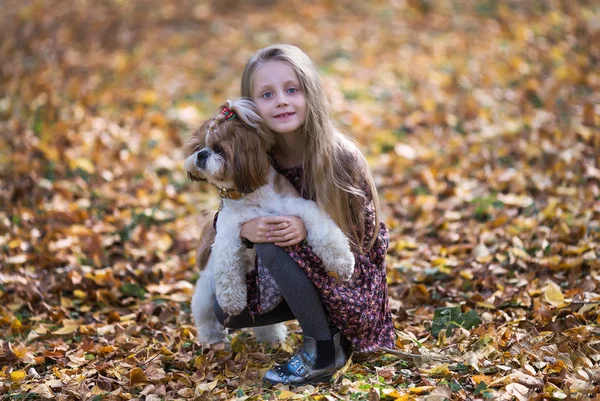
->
xmin=241 ymin=44 xmax=381 ymax=251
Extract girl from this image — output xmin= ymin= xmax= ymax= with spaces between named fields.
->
xmin=213 ymin=44 xmax=395 ymax=386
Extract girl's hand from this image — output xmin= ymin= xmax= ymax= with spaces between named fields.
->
xmin=240 ymin=216 xmax=292 ymax=244
xmin=265 ymin=216 xmax=307 ymax=247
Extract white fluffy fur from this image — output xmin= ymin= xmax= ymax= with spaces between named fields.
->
xmin=190 ymin=167 xmax=355 ymax=345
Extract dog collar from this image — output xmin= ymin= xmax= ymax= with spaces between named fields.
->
xmin=218 ymin=187 xmax=245 ymax=200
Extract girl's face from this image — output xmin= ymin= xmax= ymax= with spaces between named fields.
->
xmin=251 ymin=61 xmax=307 ymax=136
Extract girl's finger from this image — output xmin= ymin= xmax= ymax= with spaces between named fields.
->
xmin=269 ymin=232 xmax=296 ymax=242
xmin=266 ymin=228 xmax=295 ymax=240
xmin=269 ymin=222 xmax=290 ymax=231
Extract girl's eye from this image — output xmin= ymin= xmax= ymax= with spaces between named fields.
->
xmin=287 ymin=88 xmax=298 ymax=94
xmin=262 ymin=92 xmax=273 ymax=99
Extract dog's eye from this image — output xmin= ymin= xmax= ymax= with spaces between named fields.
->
xmin=214 ymin=146 xmax=224 ymax=155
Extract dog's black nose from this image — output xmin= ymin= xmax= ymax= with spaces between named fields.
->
xmin=196 ymin=149 xmax=210 ymax=169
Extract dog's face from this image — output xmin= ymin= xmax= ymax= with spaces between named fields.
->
xmin=184 ymin=117 xmax=272 ymax=194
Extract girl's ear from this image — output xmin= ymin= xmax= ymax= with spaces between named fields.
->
xmin=232 ymin=125 xmax=270 ymax=194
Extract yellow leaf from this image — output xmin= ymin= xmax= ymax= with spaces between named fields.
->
xmin=69 ymin=157 xmax=96 ymax=174
xmin=564 ymin=246 xmax=590 ymax=256
xmin=129 ymin=367 xmax=149 ymax=385
xmin=60 ymin=296 xmax=73 ymax=308
xmin=33 ymin=325 xmax=48 ymax=335
xmin=423 ymin=98 xmax=436 ymax=113
xmin=139 ymin=90 xmax=158 ymax=105
xmin=460 ymin=270 xmax=473 ymax=280
xmin=472 ymin=374 xmax=492 ymax=385
xmin=11 ymin=319 xmax=22 ymax=331
xmin=99 ymin=346 xmax=115 ymax=354
xmin=156 ymin=233 xmax=173 ymax=252
xmin=475 ymin=302 xmax=496 ymax=309
xmin=113 ymin=52 xmax=129 ymax=72
xmin=381 ymin=388 xmax=409 ymax=400
xmin=196 ymin=379 xmax=218 ymax=392
xmin=510 ymin=247 xmax=531 ymax=260
xmin=278 ymin=390 xmax=296 ymax=399
xmin=557 ymin=257 xmax=584 ymax=271
xmin=73 ymin=290 xmax=86 ymax=299
xmin=438 ymin=265 xmax=452 ymax=275
xmin=431 ymin=258 xmax=448 ymax=267
xmin=538 ymin=256 xmax=561 ymax=269
xmin=408 ymin=386 xmax=434 ymax=394
xmin=52 ymin=324 xmax=79 ymax=335
xmin=426 ymin=364 xmax=451 ymax=378
xmin=395 ymin=240 xmax=418 ymax=251
xmin=11 ymin=370 xmax=26 ymax=381
xmin=545 ymin=280 xmax=565 ymax=307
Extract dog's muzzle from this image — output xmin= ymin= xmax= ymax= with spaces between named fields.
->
xmin=196 ymin=149 xmax=211 ymax=169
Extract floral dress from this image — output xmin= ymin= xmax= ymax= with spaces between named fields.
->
xmin=244 ymin=162 xmax=395 ymax=353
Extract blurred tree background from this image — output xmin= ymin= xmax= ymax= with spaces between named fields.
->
xmin=1 ymin=0 xmax=599 ymax=399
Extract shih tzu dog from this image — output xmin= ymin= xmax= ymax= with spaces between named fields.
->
xmin=185 ymin=98 xmax=355 ymax=345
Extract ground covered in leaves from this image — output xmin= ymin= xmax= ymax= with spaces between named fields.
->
xmin=1 ymin=0 xmax=600 ymax=400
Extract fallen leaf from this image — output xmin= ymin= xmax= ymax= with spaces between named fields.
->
xmin=545 ymin=280 xmax=565 ymax=307
xmin=10 ymin=370 xmax=27 ymax=381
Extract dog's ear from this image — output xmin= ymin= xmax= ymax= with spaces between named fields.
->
xmin=232 ymin=124 xmax=270 ymax=194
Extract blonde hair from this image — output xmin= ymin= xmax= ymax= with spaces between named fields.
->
xmin=241 ymin=44 xmax=381 ymax=251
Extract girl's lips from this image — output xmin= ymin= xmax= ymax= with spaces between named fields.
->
xmin=274 ymin=112 xmax=295 ymax=119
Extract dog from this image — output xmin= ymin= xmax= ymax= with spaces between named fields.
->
xmin=185 ymin=98 xmax=355 ymax=345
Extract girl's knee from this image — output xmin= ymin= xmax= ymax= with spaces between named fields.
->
xmin=254 ymin=243 xmax=286 ymax=266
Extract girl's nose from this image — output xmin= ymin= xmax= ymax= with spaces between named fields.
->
xmin=275 ymin=93 xmax=289 ymax=106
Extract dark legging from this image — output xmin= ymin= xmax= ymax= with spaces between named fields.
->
xmin=214 ymin=243 xmax=332 ymax=341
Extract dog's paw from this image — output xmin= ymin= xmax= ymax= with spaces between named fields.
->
xmin=253 ymin=324 xmax=287 ymax=345
xmin=196 ymin=325 xmax=226 ymax=344
xmin=327 ymin=253 xmax=355 ymax=282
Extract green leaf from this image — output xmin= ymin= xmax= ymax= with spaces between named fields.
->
xmin=474 ymin=381 xmax=488 ymax=396
xmin=461 ymin=310 xmax=482 ymax=329
xmin=120 ymin=283 xmax=146 ymax=299
xmin=431 ymin=307 xmax=482 ymax=337
xmin=450 ymin=379 xmax=463 ymax=392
